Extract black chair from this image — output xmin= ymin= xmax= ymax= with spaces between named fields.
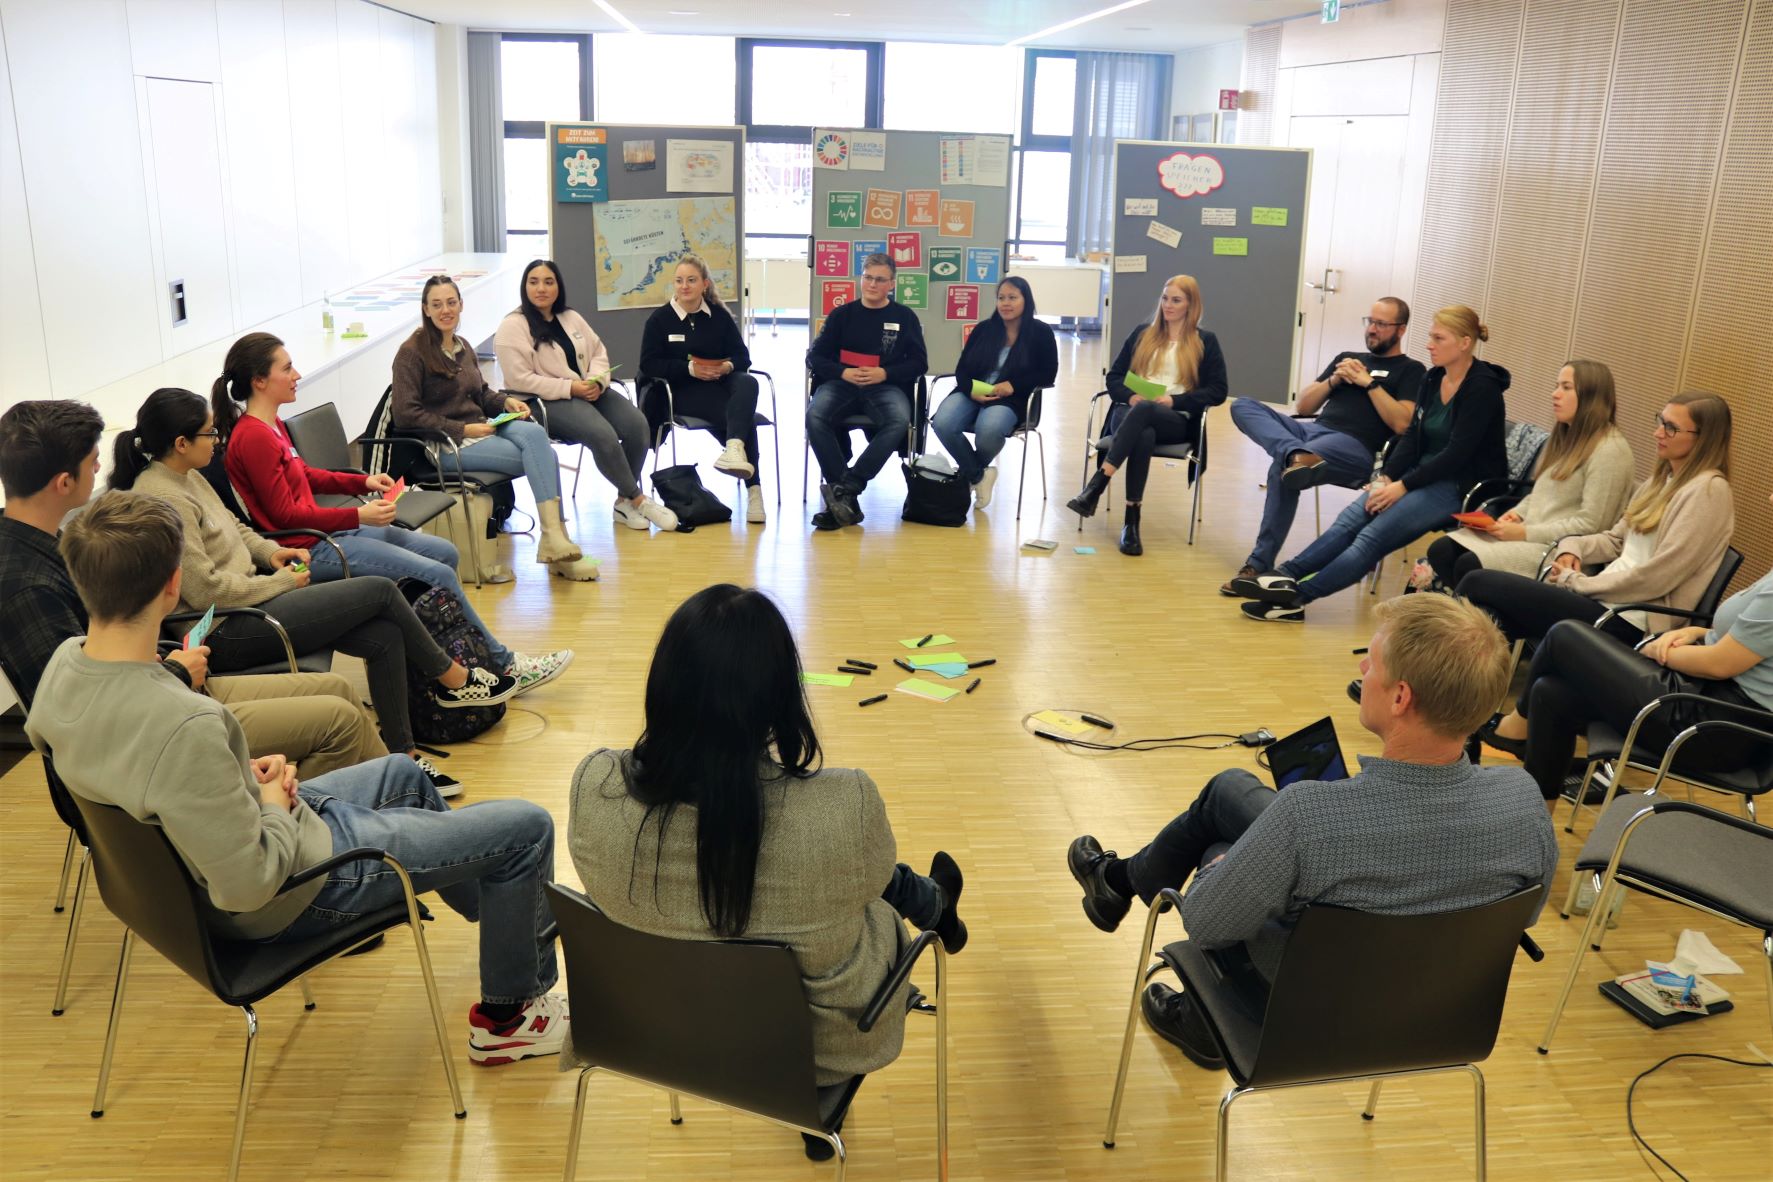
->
xmin=1539 ymin=794 xmax=1773 ymax=1053
xmin=1078 ymin=393 xmax=1209 ymax=544
xmin=547 ymin=883 xmax=949 ymax=1181
xmin=283 ymin=400 xmax=457 ymax=533
xmin=801 ymin=374 xmax=930 ymax=504
xmin=1103 ymin=885 xmax=1544 ymax=1181
xmin=65 ymin=766 xmax=464 ymax=1182
xmin=507 ymin=379 xmax=644 ymax=504
xmin=924 ymin=372 xmax=1048 ymax=520
xmin=634 ymin=369 xmax=784 ymax=509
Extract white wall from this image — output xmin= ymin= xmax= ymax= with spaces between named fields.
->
xmin=1277 ymin=0 xmax=1446 ymax=68
xmin=0 ymin=0 xmax=443 ymax=405
xmin=1171 ymin=40 xmax=1243 ymax=124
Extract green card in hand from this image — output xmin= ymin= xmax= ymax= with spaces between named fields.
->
xmin=1123 ymin=373 xmax=1166 ymax=401
xmin=970 ymin=379 xmax=997 ymax=398
xmin=488 ymin=410 xmax=522 ymax=426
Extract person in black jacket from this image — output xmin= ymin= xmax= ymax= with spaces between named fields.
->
xmin=1229 ymin=305 xmax=1509 ymax=622
xmin=1066 ymin=275 xmax=1228 ymax=556
xmin=639 ymin=254 xmax=767 ymax=524
xmin=804 ymin=253 xmax=929 ymax=530
xmin=928 ymin=276 xmax=1059 ymax=510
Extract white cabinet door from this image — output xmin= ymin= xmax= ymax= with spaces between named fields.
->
xmin=142 ymin=78 xmax=235 ymax=352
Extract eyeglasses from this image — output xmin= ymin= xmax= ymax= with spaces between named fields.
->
xmin=860 ymin=273 xmax=894 ymax=284
xmin=1361 ymin=317 xmax=1401 ymax=329
xmin=194 ymin=429 xmax=220 ymax=439
xmin=427 ymin=298 xmax=462 ymax=311
xmin=1653 ymin=415 xmax=1695 ymax=436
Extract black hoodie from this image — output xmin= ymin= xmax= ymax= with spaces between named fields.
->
xmin=1382 ymin=358 xmax=1511 ymax=494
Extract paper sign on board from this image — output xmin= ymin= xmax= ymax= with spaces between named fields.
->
xmin=1156 ymin=151 xmax=1225 ymax=198
xmin=1201 ymin=207 xmax=1237 ymax=226
xmin=905 ymin=189 xmax=939 ymax=227
xmin=814 ymin=240 xmax=849 ymax=276
xmin=852 ymin=240 xmax=887 ymax=275
xmin=927 ymin=246 xmax=963 ymax=281
xmin=863 ymin=188 xmax=902 ymax=229
xmin=1213 ymin=237 xmax=1249 ymax=256
xmin=945 ymin=284 xmax=981 ymax=321
xmin=887 ymin=231 xmax=923 ymax=269
xmin=966 ymin=246 xmax=1001 ymax=285
xmin=1146 ymin=220 xmax=1182 ymax=248
xmin=937 ymin=198 xmax=975 ymax=238
xmin=850 ymin=130 xmax=887 ymax=171
xmin=1124 ymin=197 xmax=1158 ymax=216
xmin=813 ymin=129 xmax=850 ymax=169
xmin=827 ymin=192 xmax=861 ymax=228
xmin=821 ymin=280 xmax=856 ymax=314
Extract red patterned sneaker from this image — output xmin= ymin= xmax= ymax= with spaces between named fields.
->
xmin=467 ymin=992 xmax=570 ymax=1065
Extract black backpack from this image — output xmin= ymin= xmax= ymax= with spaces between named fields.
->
xmin=650 ymin=463 xmax=729 ymax=526
xmin=901 ymin=455 xmax=970 ymax=527
xmin=398 ymin=577 xmax=506 ymax=744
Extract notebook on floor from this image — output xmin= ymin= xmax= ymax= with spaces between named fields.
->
xmin=1266 ymin=716 xmax=1351 ymax=790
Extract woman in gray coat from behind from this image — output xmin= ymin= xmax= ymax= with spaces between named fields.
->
xmin=568 ymin=583 xmax=967 ymax=1161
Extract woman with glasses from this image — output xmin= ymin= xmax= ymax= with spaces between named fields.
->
xmin=393 ymin=276 xmax=602 ymax=581
xmin=111 ymin=387 xmax=518 ymax=797
xmin=1462 ymin=392 xmax=1736 ymax=755
xmin=493 ymin=259 xmax=679 ymax=533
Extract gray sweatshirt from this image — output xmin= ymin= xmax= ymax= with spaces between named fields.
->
xmin=26 ymin=637 xmax=331 ymax=939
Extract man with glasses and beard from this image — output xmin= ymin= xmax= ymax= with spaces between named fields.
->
xmin=1221 ymin=296 xmax=1426 ymax=594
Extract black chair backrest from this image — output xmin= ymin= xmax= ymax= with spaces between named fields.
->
xmin=546 ymin=884 xmax=825 ymax=1130
xmin=1697 ymin=547 xmax=1745 ymax=619
xmin=283 ymin=402 xmax=357 ymax=473
xmin=66 ymin=777 xmax=226 ymax=992
xmin=1250 ymin=886 xmax=1543 ymax=1088
xmin=199 ymin=447 xmax=256 ymax=527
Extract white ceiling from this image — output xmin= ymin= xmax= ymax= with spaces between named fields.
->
xmin=394 ymin=0 xmax=1308 ymax=51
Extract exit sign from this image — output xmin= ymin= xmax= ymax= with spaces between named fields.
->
xmin=1323 ymin=0 xmax=1341 ymax=20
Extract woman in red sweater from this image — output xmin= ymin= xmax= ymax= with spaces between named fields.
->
xmin=216 ymin=332 xmax=571 ymax=694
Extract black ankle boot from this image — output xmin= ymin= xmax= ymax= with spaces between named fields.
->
xmin=1067 ymin=470 xmax=1109 ymax=517
xmin=1119 ymin=504 xmax=1144 ymax=556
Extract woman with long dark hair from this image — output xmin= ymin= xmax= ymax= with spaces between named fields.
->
xmin=216 ymin=331 xmax=572 ymax=696
xmin=929 ymin=275 xmax=1059 ymax=510
xmin=568 ymin=584 xmax=966 ymax=1159
xmin=493 ymin=259 xmax=677 ymax=532
xmin=113 ymin=387 xmax=518 ymax=796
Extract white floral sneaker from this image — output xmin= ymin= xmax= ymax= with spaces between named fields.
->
xmin=714 ymin=438 xmax=755 ymax=477
xmin=746 ymin=484 xmax=767 ymax=523
xmin=637 ymin=497 xmax=680 ymax=531
xmin=507 ymin=649 xmax=574 ymax=696
xmin=467 ymin=992 xmax=570 ymax=1065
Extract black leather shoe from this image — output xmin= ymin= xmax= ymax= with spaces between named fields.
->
xmin=928 ymin=851 xmax=968 ymax=954
xmin=1067 ymin=471 xmax=1109 ymax=518
xmin=826 ymin=482 xmax=862 ymax=526
xmin=1119 ymin=521 xmax=1143 ymax=556
xmin=1067 ymin=836 xmax=1132 ymax=933
xmin=1476 ymin=716 xmax=1527 ymax=759
xmin=811 ymin=510 xmax=842 ymax=531
xmin=1346 ymin=678 xmax=1362 ymax=704
xmin=1141 ymin=983 xmax=1226 ymax=1070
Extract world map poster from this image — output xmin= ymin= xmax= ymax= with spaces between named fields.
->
xmin=592 ymin=196 xmax=738 ymax=311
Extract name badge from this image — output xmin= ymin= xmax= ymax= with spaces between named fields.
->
xmin=1369 ymin=369 xmax=1390 ymax=379
xmin=668 ymin=333 xmax=686 ymax=342
xmin=884 ymin=323 xmax=899 ymax=331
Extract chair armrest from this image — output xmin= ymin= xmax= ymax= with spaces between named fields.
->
xmin=1518 ymin=933 xmax=1545 ymax=962
xmin=1025 ymin=387 xmax=1046 ymax=430
xmin=1595 ymin=604 xmax=1714 ymax=629
xmin=259 ymin=529 xmax=351 ymax=579
xmin=1612 ymin=692 xmax=1773 ymax=781
xmin=751 ymin=369 xmax=778 ymax=420
xmin=163 ymin=606 xmax=300 ymax=672
xmin=1461 ymin=477 xmax=1533 ymax=513
xmin=858 ymin=928 xmax=940 ymax=1033
xmin=277 ymin=845 xmax=391 ymax=892
xmin=1083 ymin=390 xmax=1112 ymax=444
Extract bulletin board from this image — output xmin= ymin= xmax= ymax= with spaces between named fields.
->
xmin=547 ymin=122 xmax=747 ymax=372
xmin=1108 ymin=141 xmax=1310 ymax=404
xmin=807 ymin=129 xmax=1014 ymax=376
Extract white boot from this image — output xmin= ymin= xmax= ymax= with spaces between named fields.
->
xmin=536 ymin=498 xmax=600 ymax=581
xmin=714 ymin=438 xmax=755 ymax=477
xmin=974 ymin=467 xmax=999 ymax=509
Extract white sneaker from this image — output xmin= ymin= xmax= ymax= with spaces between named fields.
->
xmin=467 ymin=992 xmax=570 ymax=1065
xmin=613 ymin=498 xmax=649 ymax=530
xmin=637 ymin=497 xmax=680 ymax=531
xmin=714 ymin=438 xmax=755 ymax=478
xmin=974 ymin=467 xmax=999 ymax=509
xmin=507 ymin=649 xmax=573 ymax=696
xmin=746 ymin=484 xmax=767 ymax=524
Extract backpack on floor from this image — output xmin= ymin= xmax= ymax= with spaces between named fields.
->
xmin=651 ymin=463 xmax=730 ymax=526
xmin=398 ymin=577 xmax=506 ymax=745
xmin=901 ymin=454 xmax=969 ymax=527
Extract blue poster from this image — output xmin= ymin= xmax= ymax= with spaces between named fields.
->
xmin=965 ymin=247 xmax=1001 ymax=285
xmin=852 ymin=240 xmax=887 ymax=275
xmin=554 ymin=127 xmax=608 ymax=203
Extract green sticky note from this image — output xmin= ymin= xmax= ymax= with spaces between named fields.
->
xmin=896 ymin=272 xmax=928 ymax=309
xmin=1213 ymin=237 xmax=1249 ymax=256
xmin=899 ymin=634 xmax=954 ymax=649
xmin=1123 ymin=373 xmax=1166 ymax=400
xmin=488 ymin=410 xmax=522 ymax=425
xmin=802 ymin=672 xmax=856 ymax=687
xmin=1251 ymin=207 xmax=1288 ymax=226
xmin=970 ymin=379 xmax=996 ymax=397
xmin=896 ymin=677 xmax=961 ymax=702
xmin=908 ymin=651 xmax=966 ymax=667
xmin=827 ymin=191 xmax=862 ymax=228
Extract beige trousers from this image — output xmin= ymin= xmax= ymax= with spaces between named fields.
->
xmin=206 ymin=671 xmax=387 ymax=779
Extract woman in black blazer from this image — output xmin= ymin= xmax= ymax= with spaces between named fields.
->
xmin=1066 ymin=274 xmax=1228 ymax=555
xmin=929 ymin=276 xmax=1059 ymax=510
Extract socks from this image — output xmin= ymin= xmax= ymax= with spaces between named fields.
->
xmin=1104 ymin=857 xmax=1135 ymax=899
xmin=477 ymin=1000 xmax=522 ymax=1025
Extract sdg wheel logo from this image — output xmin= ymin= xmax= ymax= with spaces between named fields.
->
xmin=815 ymin=133 xmax=849 ymax=168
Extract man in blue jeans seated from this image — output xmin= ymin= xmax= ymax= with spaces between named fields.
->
xmin=26 ymin=490 xmax=568 ymax=1066
xmin=804 ymin=253 xmax=929 ymax=531
xmin=1221 ymin=297 xmax=1425 ymax=594
xmin=1065 ymin=595 xmax=1556 ymax=1066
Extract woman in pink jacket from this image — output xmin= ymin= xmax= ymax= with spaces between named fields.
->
xmin=493 ymin=260 xmax=677 ymax=531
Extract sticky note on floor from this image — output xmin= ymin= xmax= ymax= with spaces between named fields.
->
xmin=908 ymin=651 xmax=966 ymax=667
xmin=900 ymin=634 xmax=955 ymax=649
xmin=802 ymin=672 xmax=855 ymax=687
xmin=896 ymin=677 xmax=960 ymax=702
xmin=1074 ymin=546 xmax=1096 ymax=555
xmin=922 ymin=662 xmax=970 ymax=679
xmin=1031 ymin=709 xmax=1094 ymax=736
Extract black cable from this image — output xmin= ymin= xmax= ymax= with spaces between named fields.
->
xmin=1626 ymin=1052 xmax=1770 ymax=1181
xmin=1034 ymin=731 xmax=1245 ymax=752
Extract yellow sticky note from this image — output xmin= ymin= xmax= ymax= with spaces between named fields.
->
xmin=1031 ymin=709 xmax=1094 ymax=736
xmin=1251 ymin=207 xmax=1288 ymax=226
xmin=896 ymin=678 xmax=961 ymax=702
xmin=802 ymin=672 xmax=855 ymax=688
xmin=1213 ymin=237 xmax=1249 ymax=256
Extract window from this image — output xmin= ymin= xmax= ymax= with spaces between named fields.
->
xmin=745 ymin=43 xmax=875 ymax=128
xmin=883 ymin=43 xmax=1018 ymax=133
xmin=500 ymin=34 xmax=592 ymax=246
xmin=1027 ymin=53 xmax=1076 ymax=139
xmin=1014 ymin=49 xmax=1077 ymax=254
xmin=595 ymin=34 xmax=736 ymax=124
xmin=744 ymin=141 xmax=813 ymax=239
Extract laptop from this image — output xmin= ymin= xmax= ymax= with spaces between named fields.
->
xmin=1265 ymin=716 xmax=1351 ymax=790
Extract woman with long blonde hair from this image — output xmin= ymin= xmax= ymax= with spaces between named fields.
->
xmin=1066 ymin=275 xmax=1228 ymax=555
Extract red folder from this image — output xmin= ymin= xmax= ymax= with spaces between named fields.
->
xmin=839 ymin=349 xmax=881 ymax=368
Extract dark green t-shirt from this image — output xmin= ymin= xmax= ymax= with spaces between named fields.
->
xmin=1420 ymin=392 xmax=1455 ymax=460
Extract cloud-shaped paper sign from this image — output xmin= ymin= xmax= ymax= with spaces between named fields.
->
xmin=1156 ymin=152 xmax=1225 ymax=198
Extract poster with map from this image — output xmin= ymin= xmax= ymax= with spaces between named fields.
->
xmin=592 ymin=196 xmax=738 ymax=310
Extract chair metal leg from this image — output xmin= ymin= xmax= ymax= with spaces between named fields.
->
xmin=55 ymin=830 xmax=77 ymax=912
xmin=668 ymin=1091 xmax=683 ymax=1124
xmin=226 ymin=1005 xmax=260 ymax=1182
xmin=935 ymin=944 xmax=949 ymax=1182
xmin=1466 ymin=1063 xmax=1487 ymax=1181
xmin=1103 ymin=897 xmax=1170 ymax=1147
xmin=829 ymin=1132 xmax=848 ymax=1181
xmin=92 ymin=929 xmax=135 ymax=1117
xmin=1763 ymin=935 xmax=1772 ymax=1041
xmin=54 ymin=847 xmax=90 ymax=1015
xmin=298 ymin=976 xmax=316 ymax=1010
xmin=1215 ymin=1085 xmax=1249 ymax=1182
xmin=1015 ymin=431 xmax=1030 ymax=521
xmin=407 ymin=914 xmax=467 ymax=1117
xmin=1539 ymin=870 xmax=1612 ymax=1053
xmin=1362 ymin=1079 xmax=1382 ymax=1120
xmin=1563 ymin=761 xmax=1601 ymax=834
xmin=1314 ymin=486 xmax=1322 ymax=533
xmin=562 ymin=1069 xmax=594 ymax=1181
xmin=1187 ymin=465 xmax=1203 ymax=545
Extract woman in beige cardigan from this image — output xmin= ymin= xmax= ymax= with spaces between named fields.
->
xmin=568 ymin=584 xmax=966 ymax=1162
xmin=1461 ymin=389 xmax=1735 ymax=652
xmin=1419 ymin=360 xmax=1635 ymax=588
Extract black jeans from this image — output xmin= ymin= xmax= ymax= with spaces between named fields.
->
xmin=204 ymin=576 xmax=452 ymax=754
xmin=658 ymin=373 xmax=762 ymax=487
xmin=881 ymin=863 xmax=942 ymax=929
xmin=1519 ymin=620 xmax=1767 ymax=800
xmin=1103 ymin=400 xmax=1195 ymax=500
xmin=1425 ymin=535 xmax=1485 ymax=589
xmin=1457 ymin=568 xmax=1643 ymax=646
xmin=1123 ymin=769 xmax=1275 ymax=903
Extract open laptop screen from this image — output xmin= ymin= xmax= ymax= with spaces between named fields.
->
xmin=1267 ymin=716 xmax=1350 ymax=790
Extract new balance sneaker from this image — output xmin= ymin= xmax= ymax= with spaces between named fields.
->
xmin=637 ymin=497 xmax=680 ymax=531
xmin=746 ymin=484 xmax=767 ymax=524
xmin=973 ymin=467 xmax=999 ymax=509
xmin=436 ymin=666 xmax=519 ymax=709
xmin=508 ymin=649 xmax=574 ymax=696
xmin=612 ymin=498 xmax=650 ymax=530
xmin=467 ymin=992 xmax=570 ymax=1065
xmin=714 ymin=438 xmax=755 ymax=477
xmin=415 ymin=756 xmax=463 ymax=799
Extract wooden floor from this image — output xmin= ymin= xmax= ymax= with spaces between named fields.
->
xmin=2 ymin=328 xmax=1767 ymax=1182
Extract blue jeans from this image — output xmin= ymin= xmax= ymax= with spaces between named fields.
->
xmin=930 ymin=391 xmax=1019 ymax=485
xmin=307 ymin=526 xmax=513 ymax=669
xmin=277 ymin=754 xmax=558 ymax=1005
xmin=807 ymin=381 xmax=911 ymax=492
xmin=1280 ymin=480 xmax=1460 ymax=602
xmin=1229 ymin=398 xmax=1377 ymax=570
xmin=439 ymin=419 xmax=561 ymax=504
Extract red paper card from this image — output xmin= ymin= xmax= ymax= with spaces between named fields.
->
xmin=387 ymin=477 xmax=407 ymax=502
xmin=839 ymin=349 xmax=881 ymax=368
xmin=1452 ymin=511 xmax=1496 ymax=529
